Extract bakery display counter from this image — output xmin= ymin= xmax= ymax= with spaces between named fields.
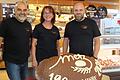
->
xmin=0 ymin=61 xmax=5 ymax=69
xmin=0 ymin=49 xmax=5 ymax=69
xmin=102 ymin=68 xmax=120 ymax=80
xmin=98 ymin=55 xmax=120 ymax=80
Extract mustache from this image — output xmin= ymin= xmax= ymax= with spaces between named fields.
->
xmin=19 ymin=13 xmax=26 ymax=16
xmin=76 ymin=13 xmax=82 ymax=15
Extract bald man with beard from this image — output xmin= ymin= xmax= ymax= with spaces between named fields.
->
xmin=63 ymin=2 xmax=101 ymax=58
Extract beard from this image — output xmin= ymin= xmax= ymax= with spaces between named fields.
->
xmin=74 ymin=14 xmax=84 ymax=21
xmin=16 ymin=14 xmax=27 ymax=22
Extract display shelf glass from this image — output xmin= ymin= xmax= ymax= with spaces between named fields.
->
xmin=100 ymin=18 xmax=120 ymax=45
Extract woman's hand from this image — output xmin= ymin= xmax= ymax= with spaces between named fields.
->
xmin=32 ymin=59 xmax=38 ymax=68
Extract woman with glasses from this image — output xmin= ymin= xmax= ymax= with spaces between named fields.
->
xmin=31 ymin=6 xmax=61 ymax=68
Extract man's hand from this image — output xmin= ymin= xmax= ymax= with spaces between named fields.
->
xmin=0 ymin=37 xmax=3 ymax=48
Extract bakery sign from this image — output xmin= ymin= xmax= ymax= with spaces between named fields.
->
xmin=37 ymin=54 xmax=102 ymax=80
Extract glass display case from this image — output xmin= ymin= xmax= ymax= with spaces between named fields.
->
xmin=98 ymin=15 xmax=120 ymax=56
xmin=100 ymin=18 xmax=120 ymax=43
xmin=98 ymin=12 xmax=120 ymax=79
xmin=2 ymin=3 xmax=15 ymax=18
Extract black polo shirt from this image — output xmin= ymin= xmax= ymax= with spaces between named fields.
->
xmin=64 ymin=18 xmax=101 ymax=56
xmin=32 ymin=23 xmax=60 ymax=62
xmin=0 ymin=17 xmax=32 ymax=64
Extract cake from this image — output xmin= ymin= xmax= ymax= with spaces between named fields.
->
xmin=37 ymin=54 xmax=102 ymax=80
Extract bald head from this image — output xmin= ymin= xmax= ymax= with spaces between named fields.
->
xmin=73 ymin=2 xmax=85 ymax=21
xmin=15 ymin=1 xmax=28 ymax=11
xmin=73 ymin=2 xmax=85 ymax=9
xmin=15 ymin=1 xmax=28 ymax=8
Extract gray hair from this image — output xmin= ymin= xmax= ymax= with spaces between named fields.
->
xmin=14 ymin=1 xmax=28 ymax=10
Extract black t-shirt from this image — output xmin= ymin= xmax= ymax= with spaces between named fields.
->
xmin=0 ymin=17 xmax=32 ymax=64
xmin=32 ymin=23 xmax=60 ymax=62
xmin=64 ymin=18 xmax=101 ymax=56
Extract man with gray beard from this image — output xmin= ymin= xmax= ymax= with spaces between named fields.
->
xmin=0 ymin=1 xmax=32 ymax=80
xmin=63 ymin=2 xmax=101 ymax=58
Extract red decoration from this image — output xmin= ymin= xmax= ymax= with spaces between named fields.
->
xmin=117 ymin=20 xmax=120 ymax=24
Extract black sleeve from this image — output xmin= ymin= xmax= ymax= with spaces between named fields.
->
xmin=32 ymin=25 xmax=39 ymax=39
xmin=29 ymin=23 xmax=32 ymax=49
xmin=29 ymin=23 xmax=32 ymax=39
xmin=57 ymin=28 xmax=61 ymax=40
xmin=64 ymin=23 xmax=70 ymax=38
xmin=92 ymin=20 xmax=101 ymax=37
xmin=0 ymin=20 xmax=8 ymax=38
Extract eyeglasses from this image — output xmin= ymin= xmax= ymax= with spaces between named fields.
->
xmin=44 ymin=12 xmax=52 ymax=14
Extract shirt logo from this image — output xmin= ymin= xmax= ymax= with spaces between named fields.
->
xmin=51 ymin=31 xmax=57 ymax=34
xmin=81 ymin=25 xmax=88 ymax=29
xmin=25 ymin=28 xmax=30 ymax=32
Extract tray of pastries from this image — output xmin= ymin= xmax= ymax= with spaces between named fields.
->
xmin=98 ymin=55 xmax=120 ymax=69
